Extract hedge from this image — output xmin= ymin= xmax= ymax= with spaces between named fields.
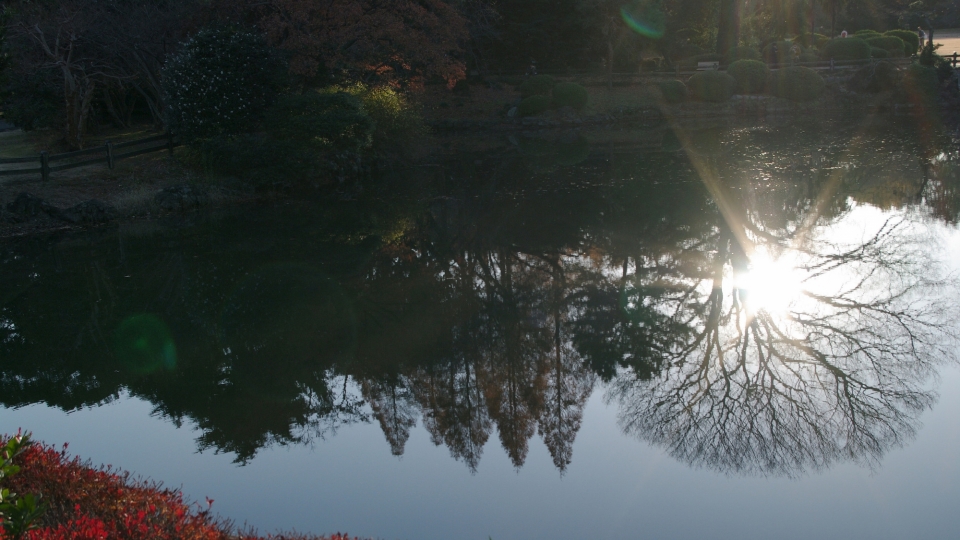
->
xmin=726 ymin=46 xmax=762 ymax=63
xmin=687 ymin=71 xmax=736 ymax=102
xmin=871 ymin=47 xmax=890 ymax=59
xmin=854 ymin=29 xmax=881 ymax=38
xmin=727 ymin=60 xmax=770 ymax=94
xmin=768 ymin=66 xmax=824 ymax=102
xmin=519 ymin=75 xmax=556 ymax=98
xmin=822 ymin=38 xmax=871 ymax=61
xmin=657 ymin=79 xmax=688 ymax=103
xmin=884 ymin=30 xmax=920 ymax=55
xmin=552 ymin=82 xmax=588 ymax=109
xmin=865 ymin=36 xmax=906 ymax=57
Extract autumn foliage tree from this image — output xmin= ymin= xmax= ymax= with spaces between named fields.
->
xmin=226 ymin=0 xmax=468 ymax=86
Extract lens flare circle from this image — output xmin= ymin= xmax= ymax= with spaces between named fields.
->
xmin=620 ymin=6 xmax=665 ymax=39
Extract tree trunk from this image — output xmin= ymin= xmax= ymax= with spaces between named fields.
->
xmin=716 ymin=0 xmax=741 ymax=55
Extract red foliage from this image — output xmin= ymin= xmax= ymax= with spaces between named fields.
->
xmin=1 ymin=439 xmax=361 ymax=540
xmin=214 ymin=0 xmax=467 ymax=85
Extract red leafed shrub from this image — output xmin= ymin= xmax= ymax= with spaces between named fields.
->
xmin=1 ymin=436 xmax=363 ymax=540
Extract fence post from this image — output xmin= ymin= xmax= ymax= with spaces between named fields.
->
xmin=40 ymin=152 xmax=49 ymax=182
xmin=167 ymin=132 xmax=174 ymax=156
xmin=106 ymin=140 xmax=115 ymax=170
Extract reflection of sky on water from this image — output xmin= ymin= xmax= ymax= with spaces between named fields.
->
xmin=4 ymin=207 xmax=959 ymax=540
xmin=5 ymin=367 xmax=960 ymax=540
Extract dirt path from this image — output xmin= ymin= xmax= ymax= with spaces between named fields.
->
xmin=934 ymin=29 xmax=960 ymax=58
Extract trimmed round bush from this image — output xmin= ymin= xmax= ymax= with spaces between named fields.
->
xmin=687 ymin=71 xmax=736 ymax=102
xmin=813 ymin=33 xmax=831 ymax=49
xmin=822 ymin=38 xmax=871 ymax=61
xmin=519 ymin=75 xmax=556 ymax=98
xmin=866 ymin=36 xmax=905 ymax=57
xmin=871 ymin=47 xmax=890 ymax=59
xmin=854 ymin=29 xmax=881 ymax=38
xmin=163 ymin=26 xmax=285 ymax=141
xmin=552 ymin=82 xmax=588 ymax=110
xmin=657 ymin=79 xmax=688 ymax=103
xmin=798 ymin=51 xmax=820 ymax=63
xmin=885 ymin=30 xmax=920 ymax=55
xmin=768 ymin=66 xmax=825 ymax=101
xmin=518 ymin=94 xmax=551 ymax=116
xmin=763 ymin=40 xmax=800 ymax=64
xmin=726 ymin=46 xmax=761 ymax=63
xmin=727 ymin=60 xmax=770 ymax=94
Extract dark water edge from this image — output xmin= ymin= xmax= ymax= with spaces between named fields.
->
xmin=3 ymin=117 xmax=960 ymax=539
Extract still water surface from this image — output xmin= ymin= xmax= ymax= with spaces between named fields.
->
xmin=3 ymin=119 xmax=960 ymax=539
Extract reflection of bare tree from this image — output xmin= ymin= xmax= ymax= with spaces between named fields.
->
xmin=609 ymin=217 xmax=957 ymax=476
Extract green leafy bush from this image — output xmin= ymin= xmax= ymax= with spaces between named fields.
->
xmin=854 ymin=29 xmax=881 ymax=38
xmin=518 ymin=94 xmax=552 ymax=116
xmin=763 ymin=40 xmax=800 ymax=64
xmin=822 ymin=38 xmax=871 ymax=61
xmin=687 ymin=71 xmax=736 ymax=102
xmin=727 ymin=60 xmax=770 ymax=94
xmin=519 ymin=75 xmax=556 ymax=98
xmin=865 ymin=36 xmax=905 ymax=57
xmin=768 ymin=66 xmax=824 ymax=101
xmin=726 ymin=46 xmax=761 ymax=63
xmin=163 ymin=26 xmax=285 ymax=141
xmin=884 ymin=30 xmax=920 ymax=55
xmin=264 ymin=92 xmax=373 ymax=153
xmin=657 ymin=79 xmax=688 ymax=103
xmin=798 ymin=51 xmax=820 ymax=63
xmin=871 ymin=47 xmax=890 ymax=59
xmin=552 ymin=82 xmax=589 ymax=109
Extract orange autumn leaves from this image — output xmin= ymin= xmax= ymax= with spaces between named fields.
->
xmin=254 ymin=0 xmax=468 ymax=86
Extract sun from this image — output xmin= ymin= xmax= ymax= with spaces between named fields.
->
xmin=734 ymin=248 xmax=805 ymax=316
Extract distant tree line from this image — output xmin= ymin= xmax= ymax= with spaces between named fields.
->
xmin=0 ymin=0 xmax=957 ymax=147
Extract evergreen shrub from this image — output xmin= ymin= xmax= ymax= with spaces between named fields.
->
xmin=657 ymin=79 xmax=688 ymax=103
xmin=813 ymin=33 xmax=831 ymax=48
xmin=264 ymin=92 xmax=374 ymax=153
xmin=884 ymin=30 xmax=920 ymax=55
xmin=552 ymin=82 xmax=589 ymax=109
xmin=865 ymin=36 xmax=906 ymax=57
xmin=162 ymin=26 xmax=285 ymax=141
xmin=763 ymin=40 xmax=799 ymax=64
xmin=519 ymin=75 xmax=556 ymax=98
xmin=822 ymin=38 xmax=871 ymax=61
xmin=518 ymin=94 xmax=552 ymax=116
xmin=871 ymin=47 xmax=890 ymax=59
xmin=687 ymin=71 xmax=736 ymax=102
xmin=727 ymin=60 xmax=770 ymax=94
xmin=768 ymin=66 xmax=824 ymax=101
xmin=726 ymin=46 xmax=761 ymax=63
xmin=854 ymin=30 xmax=881 ymax=38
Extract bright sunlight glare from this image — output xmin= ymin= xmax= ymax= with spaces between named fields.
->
xmin=733 ymin=248 xmax=806 ymax=316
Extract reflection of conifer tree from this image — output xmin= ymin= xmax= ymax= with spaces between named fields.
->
xmin=537 ymin=262 xmax=596 ymax=473
xmin=478 ymin=251 xmax=549 ymax=469
xmin=362 ymin=376 xmax=418 ymax=456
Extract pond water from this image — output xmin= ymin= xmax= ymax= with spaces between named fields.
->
xmin=3 ymin=118 xmax=960 ymax=540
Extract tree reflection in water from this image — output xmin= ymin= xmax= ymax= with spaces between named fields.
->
xmin=1 ymin=120 xmax=957 ymax=476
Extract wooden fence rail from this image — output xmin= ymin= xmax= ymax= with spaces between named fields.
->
xmin=0 ymin=132 xmax=179 ymax=181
